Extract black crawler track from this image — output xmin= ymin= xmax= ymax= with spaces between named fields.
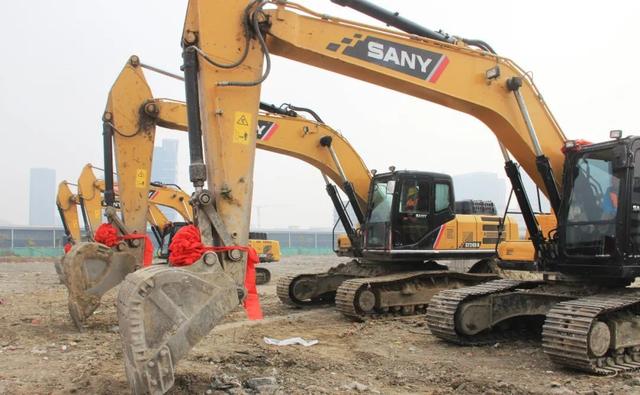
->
xmin=336 ymin=271 xmax=498 ymax=319
xmin=425 ymin=279 xmax=534 ymax=344
xmin=543 ymin=292 xmax=640 ymax=375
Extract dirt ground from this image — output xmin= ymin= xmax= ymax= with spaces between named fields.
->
xmin=1 ymin=257 xmax=639 ymax=395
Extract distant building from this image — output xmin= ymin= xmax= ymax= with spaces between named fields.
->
xmin=152 ymin=139 xmax=179 ymax=221
xmin=29 ymin=168 xmax=56 ymax=226
xmin=452 ymin=172 xmax=506 ymax=213
xmin=152 ymin=139 xmax=178 ymax=185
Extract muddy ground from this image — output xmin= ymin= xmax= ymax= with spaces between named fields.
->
xmin=0 ymin=256 xmax=639 ymax=395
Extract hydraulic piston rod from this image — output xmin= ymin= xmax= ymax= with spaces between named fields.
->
xmin=320 ymin=136 xmax=365 ymax=223
xmin=506 ymin=77 xmax=561 ymax=214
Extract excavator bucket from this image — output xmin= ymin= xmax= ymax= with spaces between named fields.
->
xmin=63 ymin=242 xmax=137 ymax=329
xmin=117 ymin=260 xmax=238 ymax=394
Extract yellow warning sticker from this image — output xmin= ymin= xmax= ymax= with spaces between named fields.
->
xmin=233 ymin=112 xmax=251 ymax=145
xmin=135 ymin=168 xmax=147 ymax=188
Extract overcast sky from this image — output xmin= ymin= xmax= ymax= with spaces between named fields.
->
xmin=1 ymin=1 xmax=639 ymax=228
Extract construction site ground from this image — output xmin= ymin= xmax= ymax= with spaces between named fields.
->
xmin=0 ymin=256 xmax=639 ymax=395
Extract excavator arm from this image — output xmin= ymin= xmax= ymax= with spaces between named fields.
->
xmin=104 ymin=57 xmax=156 ymax=240
xmin=56 ymin=181 xmax=81 ymax=243
xmin=148 ymin=183 xmax=193 ymax=223
xmin=77 ymin=164 xmax=105 ymax=238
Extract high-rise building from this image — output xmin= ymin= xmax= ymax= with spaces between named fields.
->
xmin=29 ymin=168 xmax=56 ymax=226
xmin=152 ymin=139 xmax=178 ymax=185
xmin=152 ymin=139 xmax=179 ymax=221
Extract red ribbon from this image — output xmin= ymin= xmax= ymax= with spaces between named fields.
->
xmin=63 ymin=243 xmax=72 ymax=254
xmin=94 ymin=223 xmax=153 ymax=267
xmin=168 ymin=224 xmax=263 ymax=320
xmin=94 ymin=223 xmax=119 ymax=247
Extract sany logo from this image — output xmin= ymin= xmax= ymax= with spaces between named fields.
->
xmin=367 ymin=41 xmax=434 ymax=74
xmin=329 ymin=35 xmax=449 ymax=83
xmin=257 ymin=120 xmax=279 ymax=141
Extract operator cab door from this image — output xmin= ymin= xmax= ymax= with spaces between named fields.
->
xmin=560 ymin=141 xmax=638 ymax=263
xmin=363 ymin=177 xmax=396 ymax=250
xmin=393 ymin=176 xmax=455 ymax=248
xmin=627 ymin=145 xmax=640 ymax=257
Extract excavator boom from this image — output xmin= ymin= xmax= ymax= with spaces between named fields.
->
xmin=150 ymin=98 xmax=371 ymax=208
xmin=254 ymin=1 xmax=565 ymax=194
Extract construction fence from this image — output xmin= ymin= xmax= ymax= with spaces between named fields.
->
xmin=0 ymin=226 xmax=337 ymax=257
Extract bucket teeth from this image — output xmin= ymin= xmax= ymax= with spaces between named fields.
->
xmin=117 ymin=266 xmax=239 ymax=394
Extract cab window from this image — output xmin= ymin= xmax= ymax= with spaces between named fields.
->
xmin=397 ymin=180 xmax=430 ymax=246
xmin=565 ymin=150 xmax=621 ymax=255
xmin=399 ymin=180 xmax=429 ymax=214
xmin=435 ymin=183 xmax=451 ymax=212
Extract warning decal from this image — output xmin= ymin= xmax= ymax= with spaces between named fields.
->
xmin=135 ymin=168 xmax=147 ymax=188
xmin=257 ymin=120 xmax=279 ymax=141
xmin=234 ymin=112 xmax=251 ymax=144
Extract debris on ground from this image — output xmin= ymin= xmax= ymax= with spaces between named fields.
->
xmin=1 ymin=258 xmax=639 ymax=394
xmin=210 ymin=374 xmax=242 ymax=390
xmin=342 ymin=381 xmax=368 ymax=392
xmin=245 ymin=376 xmax=278 ymax=393
xmin=263 ymin=336 xmax=318 ymax=347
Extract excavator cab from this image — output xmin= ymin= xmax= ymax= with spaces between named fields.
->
xmin=363 ymin=170 xmax=455 ymax=258
xmin=554 ymin=136 xmax=640 ymax=279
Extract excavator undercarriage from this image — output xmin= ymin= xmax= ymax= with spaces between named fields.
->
xmin=277 ymin=259 xmax=499 ymax=319
xmin=427 ymin=278 xmax=640 ymax=375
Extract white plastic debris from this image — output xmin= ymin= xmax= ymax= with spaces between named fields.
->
xmin=263 ymin=336 xmax=318 ymax=347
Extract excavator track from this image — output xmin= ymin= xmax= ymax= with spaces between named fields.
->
xmin=276 ymin=274 xmax=336 ymax=307
xmin=336 ymin=271 xmax=499 ymax=319
xmin=276 ymin=260 xmax=401 ymax=308
xmin=426 ymin=279 xmax=531 ymax=345
xmin=542 ymin=291 xmax=640 ymax=375
xmin=255 ymin=267 xmax=271 ymax=285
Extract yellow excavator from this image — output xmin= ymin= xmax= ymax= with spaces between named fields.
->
xmin=104 ymin=1 xmax=640 ymax=393
xmin=57 ymin=165 xmax=191 ymax=243
xmin=55 ymin=166 xmax=192 ymax=290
